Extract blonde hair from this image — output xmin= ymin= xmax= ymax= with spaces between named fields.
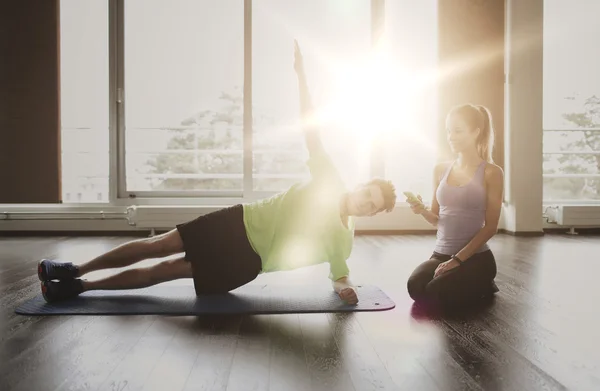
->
xmin=448 ymin=104 xmax=495 ymax=163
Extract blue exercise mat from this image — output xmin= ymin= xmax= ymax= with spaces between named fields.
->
xmin=15 ymin=284 xmax=395 ymax=316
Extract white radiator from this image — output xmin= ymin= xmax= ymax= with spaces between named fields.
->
xmin=127 ymin=206 xmax=221 ymax=229
xmin=546 ymin=205 xmax=600 ymax=227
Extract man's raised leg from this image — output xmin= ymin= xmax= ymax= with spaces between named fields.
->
xmin=41 ymin=256 xmax=193 ymax=302
xmin=83 ymin=256 xmax=192 ymax=291
xmin=37 ymin=229 xmax=185 ymax=281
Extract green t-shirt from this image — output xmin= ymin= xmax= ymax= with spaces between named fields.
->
xmin=242 ymin=151 xmax=355 ymax=281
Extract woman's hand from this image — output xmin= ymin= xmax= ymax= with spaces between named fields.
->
xmin=406 ymin=194 xmax=425 ymax=214
xmin=434 ymin=259 xmax=461 ymax=278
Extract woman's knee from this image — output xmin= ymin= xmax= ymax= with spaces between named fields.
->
xmin=407 ymin=273 xmax=428 ymax=301
xmin=406 ymin=257 xmax=442 ymax=301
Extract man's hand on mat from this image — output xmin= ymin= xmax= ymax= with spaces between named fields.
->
xmin=338 ymin=287 xmax=358 ymax=305
xmin=434 ymin=259 xmax=460 ymax=278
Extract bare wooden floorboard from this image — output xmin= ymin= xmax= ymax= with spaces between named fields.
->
xmin=299 ymin=313 xmax=356 ymax=391
xmin=226 ymin=315 xmax=272 ymax=391
xmin=11 ymin=315 xmax=122 ymax=391
xmin=268 ymin=314 xmax=312 ymax=391
xmin=1 ymin=233 xmax=599 ymax=391
xmin=356 ymin=309 xmax=478 ymax=391
xmin=95 ymin=317 xmax=180 ymax=391
xmin=326 ymin=312 xmax=399 ymax=391
xmin=139 ymin=317 xmax=209 ymax=391
xmin=54 ymin=315 xmax=157 ymax=391
xmin=180 ymin=315 xmax=242 ymax=391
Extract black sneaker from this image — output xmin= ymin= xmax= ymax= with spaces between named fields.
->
xmin=41 ymin=279 xmax=84 ymax=303
xmin=490 ymin=280 xmax=500 ymax=293
xmin=38 ymin=259 xmax=79 ymax=281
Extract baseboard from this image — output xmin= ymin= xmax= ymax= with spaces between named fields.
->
xmin=498 ymin=229 xmax=545 ymax=237
xmin=0 ymin=229 xmax=438 ymax=237
xmin=355 ymin=230 xmax=437 ymax=235
xmin=543 ymin=227 xmax=600 ymax=235
xmin=0 ymin=229 xmax=553 ymax=237
xmin=4 ymin=228 xmax=597 ymax=237
xmin=0 ymin=230 xmax=151 ymax=237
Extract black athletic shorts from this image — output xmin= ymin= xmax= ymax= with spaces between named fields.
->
xmin=175 ymin=204 xmax=262 ymax=295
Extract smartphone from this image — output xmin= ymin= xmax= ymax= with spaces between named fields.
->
xmin=403 ymin=191 xmax=422 ymax=205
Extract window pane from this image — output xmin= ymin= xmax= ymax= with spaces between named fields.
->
xmin=253 ymin=150 xmax=307 ymax=192
xmin=544 ymin=153 xmax=600 ymax=176
xmin=543 ymin=0 xmax=600 ymax=202
xmin=544 ymin=178 xmax=600 ymax=202
xmin=383 ymin=0 xmax=438 ymax=202
xmin=544 ymin=130 xmax=600 ymax=154
xmin=60 ymin=0 xmax=109 ymax=203
xmin=124 ymin=0 xmax=243 ymax=193
xmin=252 ymin=0 xmax=372 ymax=192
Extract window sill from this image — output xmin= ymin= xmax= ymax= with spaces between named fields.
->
xmin=0 ymin=202 xmax=433 ymax=231
xmin=3 ymin=201 xmax=599 ymax=232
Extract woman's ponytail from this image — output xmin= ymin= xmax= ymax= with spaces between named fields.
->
xmin=476 ymin=105 xmax=494 ymax=163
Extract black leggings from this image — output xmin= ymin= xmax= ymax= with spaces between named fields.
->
xmin=407 ymin=250 xmax=498 ymax=308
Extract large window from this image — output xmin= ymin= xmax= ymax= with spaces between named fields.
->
xmin=123 ymin=0 xmax=244 ymax=195
xmin=543 ymin=0 xmax=600 ymax=202
xmin=60 ymin=0 xmax=439 ymax=204
xmin=60 ymin=0 xmax=109 ymax=203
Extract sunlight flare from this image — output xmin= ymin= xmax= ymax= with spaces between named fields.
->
xmin=317 ymin=40 xmax=439 ymax=151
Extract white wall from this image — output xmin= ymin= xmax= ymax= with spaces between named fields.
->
xmin=502 ymin=0 xmax=545 ymax=234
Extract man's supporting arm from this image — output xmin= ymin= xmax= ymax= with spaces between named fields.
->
xmin=333 ymin=276 xmax=358 ymax=304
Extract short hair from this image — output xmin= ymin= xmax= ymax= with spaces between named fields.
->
xmin=366 ymin=178 xmax=396 ymax=213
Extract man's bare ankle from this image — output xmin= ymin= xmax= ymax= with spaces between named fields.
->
xmin=81 ymin=279 xmax=92 ymax=291
xmin=77 ymin=264 xmax=90 ymax=277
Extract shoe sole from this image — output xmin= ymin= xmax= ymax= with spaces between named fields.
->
xmin=40 ymin=281 xmax=51 ymax=303
xmin=37 ymin=260 xmax=47 ymax=282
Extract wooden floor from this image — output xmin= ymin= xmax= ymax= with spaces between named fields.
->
xmin=1 ymin=233 xmax=599 ymax=391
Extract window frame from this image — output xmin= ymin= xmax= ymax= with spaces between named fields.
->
xmin=113 ymin=0 xmax=249 ymax=200
xmin=109 ymin=0 xmax=397 ymax=203
xmin=542 ymin=127 xmax=600 ymax=204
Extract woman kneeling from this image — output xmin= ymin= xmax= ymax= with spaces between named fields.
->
xmin=406 ymin=104 xmax=504 ymax=309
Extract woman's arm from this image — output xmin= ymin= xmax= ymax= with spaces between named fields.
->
xmin=412 ymin=163 xmax=447 ymax=227
xmin=454 ymin=164 xmax=504 ymax=261
xmin=419 ymin=205 xmax=440 ymax=227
